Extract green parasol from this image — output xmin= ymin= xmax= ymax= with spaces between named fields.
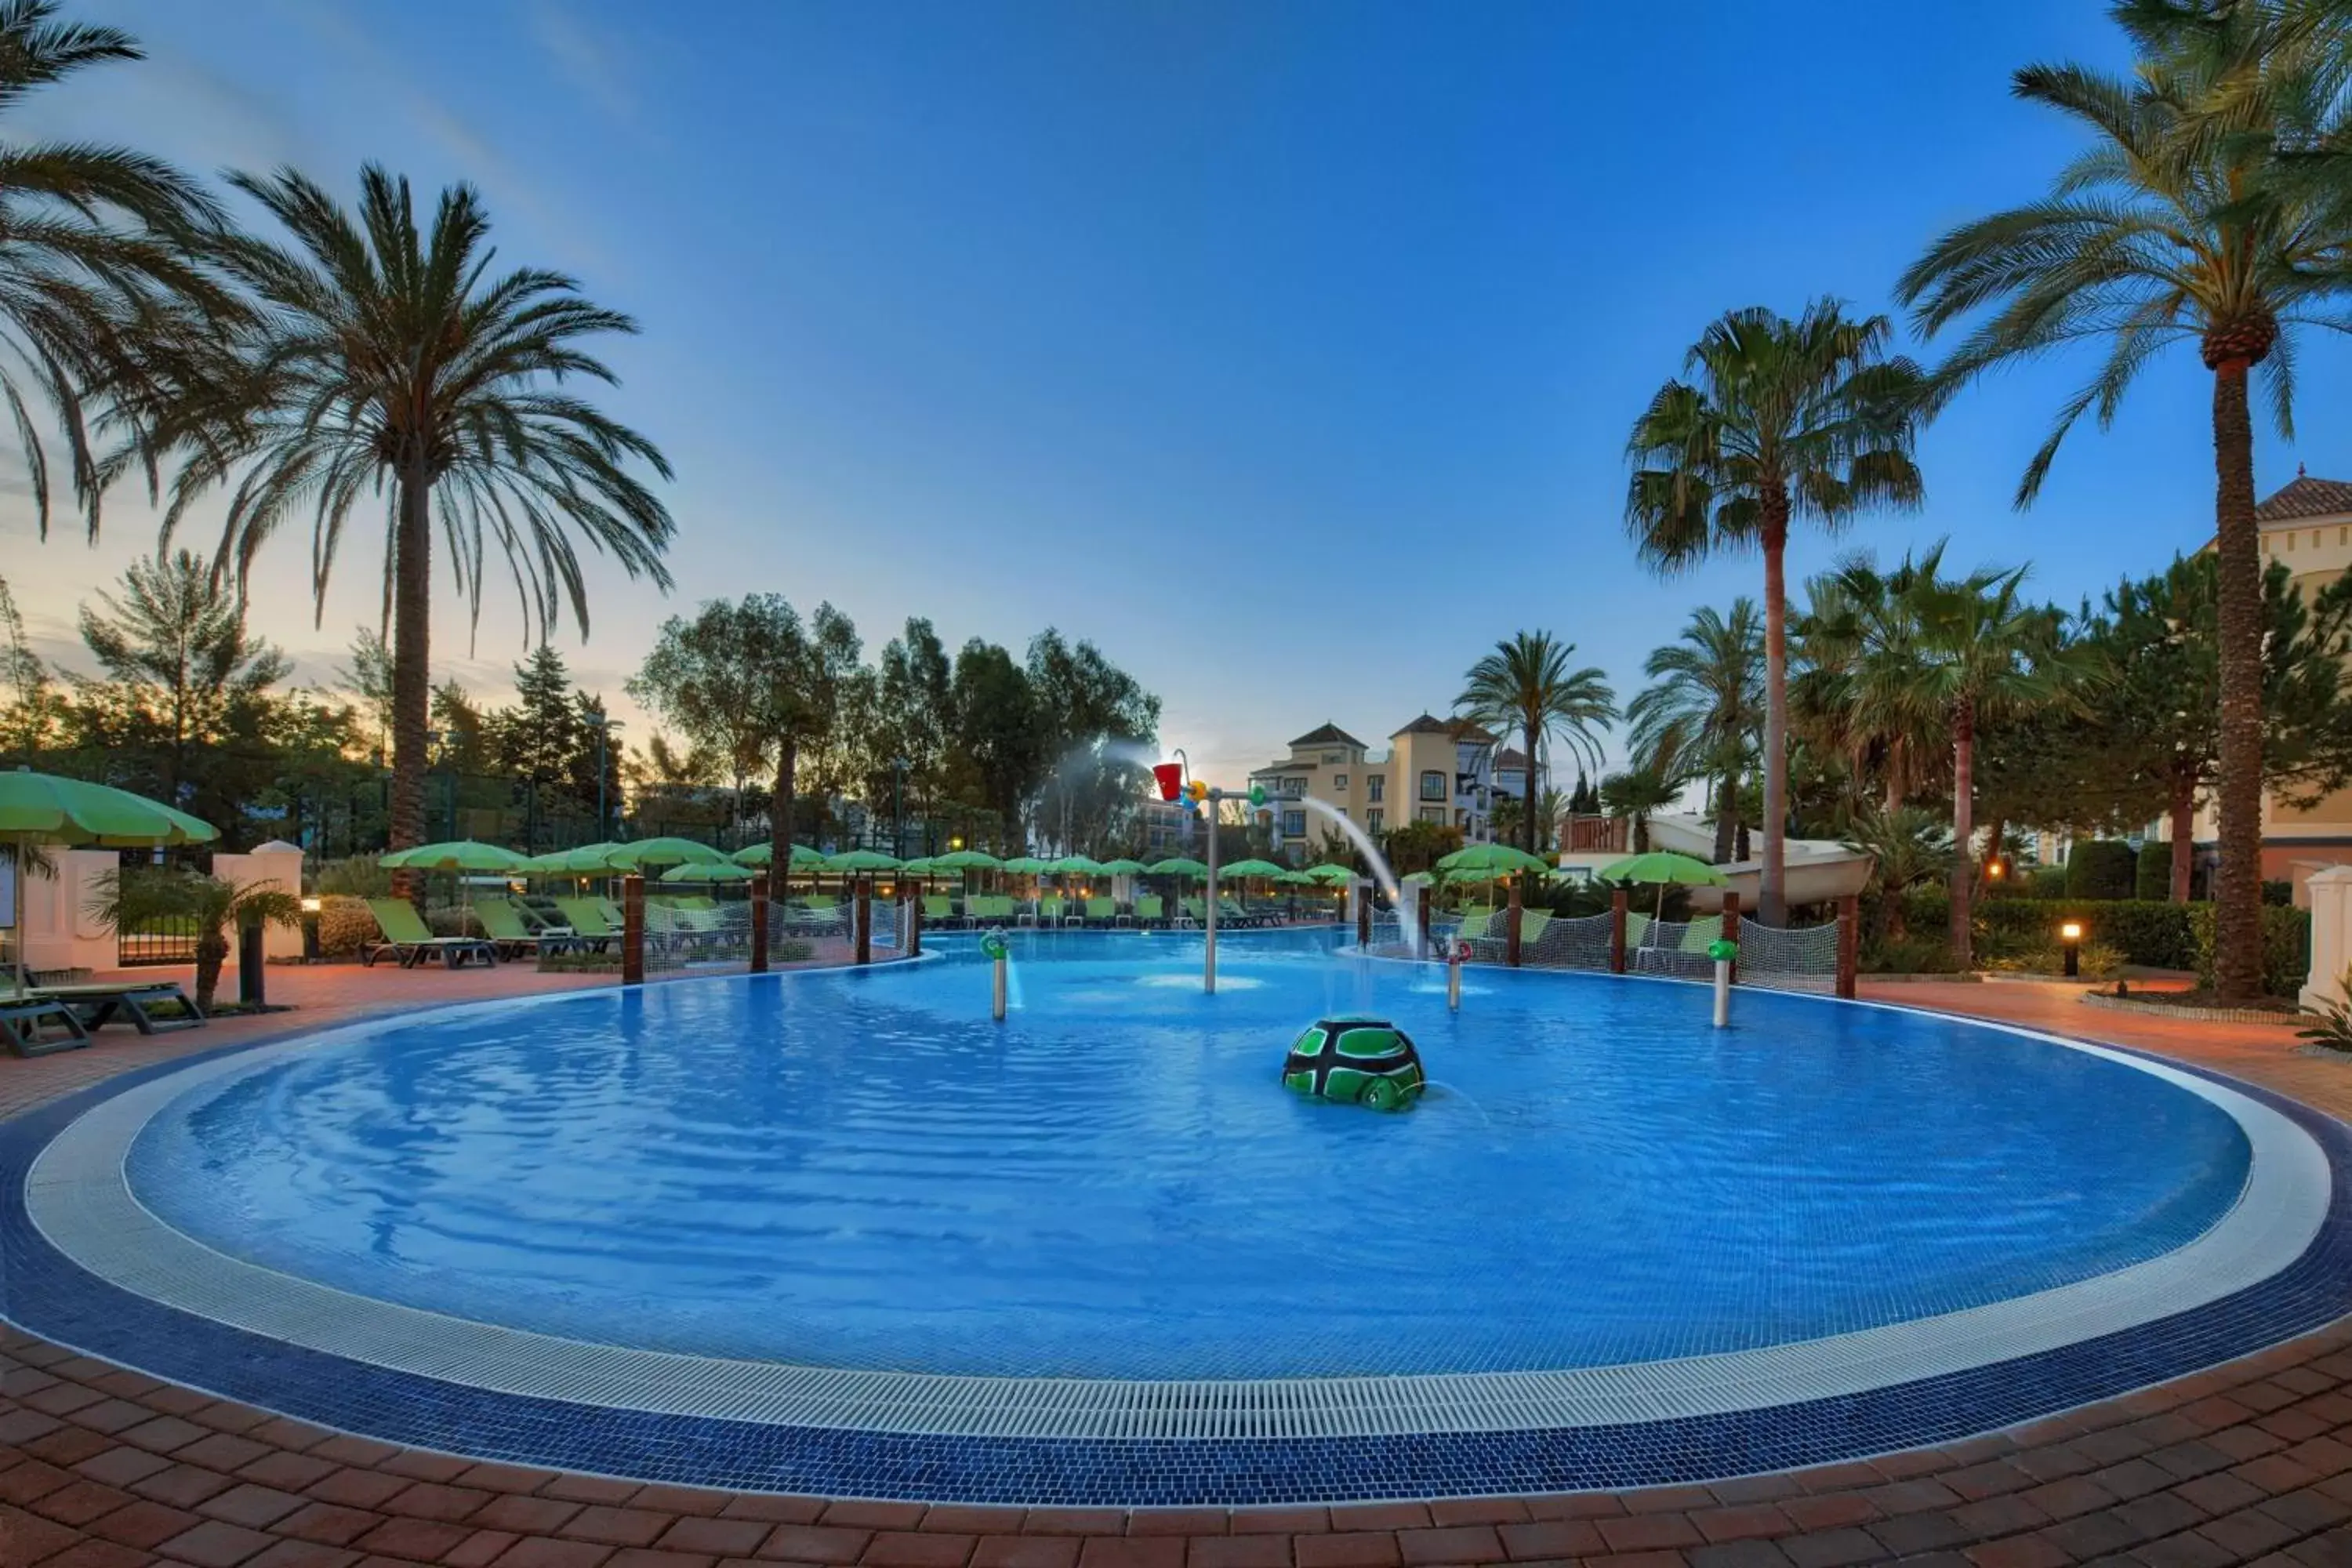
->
xmin=379 ymin=840 xmax=530 ymax=873
xmin=607 ymin=837 xmax=733 ymax=873
xmin=662 ymin=860 xmax=751 ymax=883
xmin=1149 ymin=856 xmax=1207 ymax=877
xmin=1097 ymin=858 xmax=1148 ymax=876
xmin=1046 ymin=855 xmax=1104 ymax=877
xmin=522 ymin=844 xmax=617 ymax=875
xmin=932 ymin=848 xmax=1004 ymax=872
xmin=1596 ymin=850 xmax=1729 ymax=919
xmin=1218 ymin=858 xmax=1287 ymax=879
xmin=1000 ymin=855 xmax=1049 ymax=876
xmin=1303 ymin=862 xmax=1356 ymax=884
xmin=1402 ymin=870 xmax=1436 ymax=886
xmin=731 ymin=841 xmax=828 ymax=870
xmin=1435 ymin=842 xmax=1552 ymax=879
xmin=823 ymin=849 xmax=903 ymax=873
xmin=1273 ymin=869 xmax=1315 ymax=885
xmin=0 ymin=768 xmax=219 ymax=992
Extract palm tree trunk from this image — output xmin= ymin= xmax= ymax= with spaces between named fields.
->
xmin=387 ymin=467 xmax=433 ymax=901
xmin=1713 ymin=771 xmax=1736 ymax=864
xmin=771 ymin=737 xmax=797 ymax=876
xmin=1759 ymin=492 xmax=1791 ymax=923
xmin=1948 ymin=698 xmax=1975 ymax=969
xmin=194 ymin=932 xmax=227 ymax=1014
xmin=2169 ymin=765 xmax=2197 ymax=904
xmin=2211 ymin=364 xmax=2265 ymax=1000
xmin=1524 ymin=720 xmax=1541 ymax=856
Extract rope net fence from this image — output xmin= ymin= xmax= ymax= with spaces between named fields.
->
xmin=1733 ymin=917 xmax=1842 ymax=993
xmin=641 ymin=898 xmax=755 ymax=976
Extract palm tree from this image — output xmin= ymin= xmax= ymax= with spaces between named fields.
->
xmin=0 ymin=1 xmax=234 ymax=539
xmin=1454 ymin=631 xmax=1615 ymax=856
xmin=1894 ymin=18 xmax=2346 ymax=998
xmin=154 ymin=167 xmax=677 ymax=889
xmin=1791 ymin=557 xmax=1951 ymax=816
xmin=1876 ymin=545 xmax=2086 ymax=968
xmin=1599 ymin=762 xmax=1686 ymax=855
xmin=90 ymin=866 xmax=301 ymax=1013
xmin=1625 ymin=300 xmax=1926 ymax=924
xmin=1842 ymin=804 xmax=1955 ymax=944
xmin=1626 ymin=599 xmax=1764 ymax=864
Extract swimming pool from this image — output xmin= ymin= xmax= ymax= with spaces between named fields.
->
xmin=9 ymin=929 xmax=2343 ymax=1501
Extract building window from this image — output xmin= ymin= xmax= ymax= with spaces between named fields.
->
xmin=1420 ymin=770 xmax=1446 ymax=801
xmin=1367 ymin=775 xmax=1384 ymax=802
xmin=1456 ymin=809 xmax=1468 ymax=829
xmin=1284 ymin=776 xmax=1306 ymax=797
xmin=1418 ymin=806 xmax=1444 ymax=824
xmin=2288 ymin=532 xmax=2297 ymax=550
xmin=2315 ymin=530 xmax=2324 ymax=549
xmin=1367 ymin=809 xmax=1384 ymax=833
xmin=1333 ymin=774 xmax=1348 ymax=789
xmin=1282 ymin=810 xmax=1305 ymax=839
xmin=1323 ymin=752 xmax=1341 ymax=764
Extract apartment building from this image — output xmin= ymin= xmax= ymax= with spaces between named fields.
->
xmin=1247 ymin=716 xmax=1501 ymax=860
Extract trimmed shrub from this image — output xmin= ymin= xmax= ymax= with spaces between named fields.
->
xmin=2187 ymin=904 xmax=2310 ymax=997
xmin=2065 ymin=840 xmax=2137 ymax=901
xmin=2134 ymin=844 xmax=2171 ymax=902
xmin=1875 ymin=892 xmax=2199 ymax=971
xmin=315 ymin=855 xmax=392 ymax=898
xmin=2024 ymin=865 xmax=2067 ymax=900
xmin=316 ymin=895 xmax=376 ymax=959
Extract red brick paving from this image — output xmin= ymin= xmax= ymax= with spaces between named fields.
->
xmin=5 ymin=971 xmax=2352 ymax=1563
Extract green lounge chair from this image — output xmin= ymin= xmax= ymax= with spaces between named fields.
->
xmin=1036 ymin=895 xmax=1065 ymax=927
xmin=1083 ymin=896 xmax=1116 ymax=927
xmin=470 ymin=897 xmax=583 ymax=959
xmin=1 ymin=994 xmax=88 ymax=1057
xmin=922 ymin=894 xmax=959 ymax=929
xmin=1135 ymin=894 xmax=1165 ymax=926
xmin=361 ymin=898 xmax=497 ymax=970
xmin=1518 ymin=909 xmax=1552 ymax=946
xmin=1178 ymin=896 xmax=1205 ymax=927
xmin=8 ymin=976 xmax=205 ymax=1034
xmin=554 ymin=896 xmax=619 ymax=942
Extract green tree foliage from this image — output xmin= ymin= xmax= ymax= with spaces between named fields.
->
xmin=1377 ymin=818 xmax=1462 ymax=876
xmin=2067 ymin=840 xmax=2140 ymax=901
xmin=1896 ymin=5 xmax=2351 ymax=997
xmin=1454 ymin=630 xmax=1615 ymax=857
xmin=1026 ymin=629 xmax=1161 ymax=857
xmin=2136 ymin=841 xmax=2172 ymax=902
xmin=88 ymin=865 xmax=301 ymax=1011
xmin=1843 ymin=804 xmax=1954 ymax=942
xmin=154 ymin=165 xmax=675 ymax=891
xmin=1625 ymin=300 xmax=1926 ymax=921
xmin=1599 ymin=764 xmax=1686 ymax=854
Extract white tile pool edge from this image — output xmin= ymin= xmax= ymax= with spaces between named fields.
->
xmin=20 ymin=976 xmax=2332 ymax=1442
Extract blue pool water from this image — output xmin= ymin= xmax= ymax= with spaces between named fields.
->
xmin=126 ymin=930 xmax=2251 ymax=1381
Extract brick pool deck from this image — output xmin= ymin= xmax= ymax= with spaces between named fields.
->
xmin=2 ymin=967 xmax=2350 ymax=1567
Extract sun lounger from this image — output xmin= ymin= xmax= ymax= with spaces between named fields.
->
xmin=15 ymin=978 xmax=205 ymax=1034
xmin=1083 ymin=896 xmax=1116 ymax=927
xmin=1135 ymin=894 xmax=1165 ymax=927
xmin=470 ymin=898 xmax=585 ymax=959
xmin=361 ymin=898 xmax=498 ymax=970
xmin=922 ymin=894 xmax=960 ymax=929
xmin=1 ymin=996 xmax=89 ymax=1057
xmin=554 ymin=897 xmax=619 ymax=943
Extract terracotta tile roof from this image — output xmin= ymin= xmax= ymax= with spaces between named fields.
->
xmin=1392 ymin=713 xmax=1453 ymax=737
xmin=1494 ymin=747 xmax=1530 ymax=770
xmin=1287 ymin=722 xmax=1365 ymax=750
xmin=2256 ymin=474 xmax=2352 ymax=523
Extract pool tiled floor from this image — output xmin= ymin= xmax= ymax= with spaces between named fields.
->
xmin=2 ymin=966 xmax=2349 ymax=1564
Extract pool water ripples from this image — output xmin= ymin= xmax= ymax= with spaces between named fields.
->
xmin=126 ymin=928 xmax=2251 ymax=1382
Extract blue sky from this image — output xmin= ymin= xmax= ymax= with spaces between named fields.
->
xmin=5 ymin=0 xmax=2340 ymax=791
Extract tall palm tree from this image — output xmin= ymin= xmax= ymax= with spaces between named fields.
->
xmin=1894 ymin=16 xmax=2347 ymax=998
xmin=154 ymin=166 xmax=677 ymax=887
xmin=1870 ymin=544 xmax=2086 ymax=968
xmin=1791 ymin=557 xmax=1951 ymax=816
xmin=1454 ymin=631 xmax=1615 ymax=856
xmin=1626 ymin=599 xmax=1764 ymax=863
xmin=0 ymin=1 xmax=233 ymax=538
xmin=1625 ymin=300 xmax=1927 ymax=923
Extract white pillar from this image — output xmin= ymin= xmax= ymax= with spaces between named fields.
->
xmin=210 ymin=840 xmax=307 ymax=964
xmin=2300 ymin=865 xmax=2352 ymax=1011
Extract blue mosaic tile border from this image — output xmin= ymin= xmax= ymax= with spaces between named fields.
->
xmin=2 ymin=1030 xmax=2347 ymax=1505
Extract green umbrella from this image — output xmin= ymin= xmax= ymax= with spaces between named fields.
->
xmin=608 ymin=837 xmax=733 ymax=873
xmin=662 ymin=860 xmax=751 ymax=883
xmin=523 ymin=844 xmax=610 ymax=875
xmin=1274 ymin=869 xmax=1316 ymax=885
xmin=1098 ymin=858 xmax=1148 ymax=876
xmin=1218 ymin=858 xmax=1287 ymax=879
xmin=823 ymin=849 xmax=903 ymax=873
xmin=933 ymin=848 xmax=1004 ymax=872
xmin=1000 ymin=855 xmax=1050 ymax=875
xmin=1149 ymin=857 xmax=1207 ymax=877
xmin=1597 ymin=850 xmax=1729 ymax=920
xmin=1046 ymin=855 xmax=1104 ymax=877
xmin=0 ymin=768 xmax=219 ymax=991
xmin=900 ymin=855 xmax=937 ymax=876
xmin=1303 ymin=863 xmax=1356 ymax=885
xmin=731 ymin=841 xmax=827 ymax=869
xmin=1435 ymin=843 xmax=1552 ymax=879
xmin=1403 ymin=870 xmax=1436 ymax=886
xmin=379 ymin=840 xmax=529 ymax=873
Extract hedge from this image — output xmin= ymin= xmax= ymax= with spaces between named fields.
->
xmin=2066 ymin=840 xmax=2137 ymax=900
xmin=2134 ymin=843 xmax=2170 ymax=902
xmin=1872 ymin=890 xmax=2307 ymax=991
xmin=2187 ymin=904 xmax=2310 ymax=998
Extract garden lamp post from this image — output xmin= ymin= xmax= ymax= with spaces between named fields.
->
xmin=596 ymin=717 xmax=623 ymax=842
xmin=2060 ymin=920 xmax=2083 ymax=979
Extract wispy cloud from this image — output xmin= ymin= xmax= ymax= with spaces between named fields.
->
xmin=522 ymin=0 xmax=636 ymax=126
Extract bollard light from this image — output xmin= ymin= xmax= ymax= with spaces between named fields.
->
xmin=2060 ymin=920 xmax=2083 ymax=978
xmin=299 ymin=896 xmax=322 ymax=964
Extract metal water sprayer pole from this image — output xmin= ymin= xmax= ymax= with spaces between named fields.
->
xmin=1204 ymin=789 xmax=1220 ymax=995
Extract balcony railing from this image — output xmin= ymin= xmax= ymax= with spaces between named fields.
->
xmin=1563 ymin=814 xmax=1629 ymax=854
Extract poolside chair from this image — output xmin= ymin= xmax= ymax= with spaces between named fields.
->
xmin=360 ymin=898 xmax=498 ymax=970
xmin=1036 ymin=895 xmax=1066 ymax=927
xmin=922 ymin=894 xmax=960 ymax=930
xmin=1083 ymin=896 xmax=1116 ymax=927
xmin=1135 ymin=894 xmax=1165 ymax=927
xmin=1517 ymin=909 xmax=1552 ymax=947
xmin=5 ymin=975 xmax=205 ymax=1035
xmin=1178 ymin=896 xmax=1204 ymax=928
xmin=554 ymin=896 xmax=619 ymax=947
xmin=471 ymin=898 xmax=584 ymax=960
xmin=0 ymin=993 xmax=88 ymax=1057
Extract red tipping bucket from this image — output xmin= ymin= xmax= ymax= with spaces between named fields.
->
xmin=1152 ymin=762 xmax=1184 ymax=801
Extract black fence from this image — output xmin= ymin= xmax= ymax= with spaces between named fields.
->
xmin=118 ymin=916 xmax=201 ymax=967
